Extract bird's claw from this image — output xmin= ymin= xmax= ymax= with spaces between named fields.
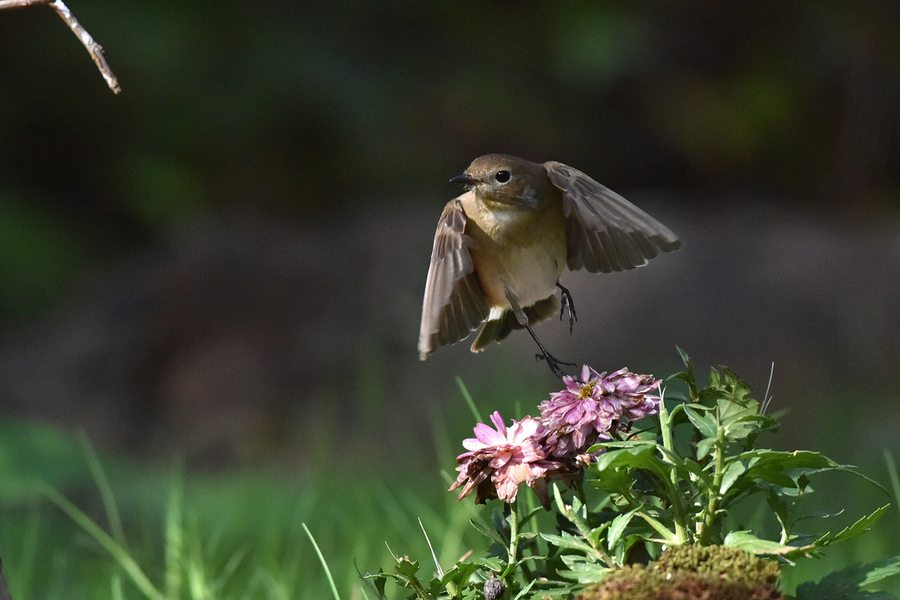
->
xmin=536 ymin=352 xmax=577 ymax=379
xmin=556 ymin=283 xmax=577 ymax=334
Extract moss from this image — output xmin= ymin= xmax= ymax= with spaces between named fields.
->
xmin=578 ymin=545 xmax=782 ymax=600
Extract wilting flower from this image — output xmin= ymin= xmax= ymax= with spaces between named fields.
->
xmin=449 ymin=411 xmax=560 ymax=507
xmin=538 ymin=365 xmax=660 ymax=459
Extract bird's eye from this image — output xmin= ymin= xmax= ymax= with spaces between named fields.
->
xmin=494 ymin=170 xmax=511 ymax=183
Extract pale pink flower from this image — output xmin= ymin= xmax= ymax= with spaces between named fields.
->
xmin=539 ymin=365 xmax=660 ymax=458
xmin=449 ymin=411 xmax=559 ymax=507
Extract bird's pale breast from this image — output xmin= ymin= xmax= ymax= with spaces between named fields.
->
xmin=461 ymin=192 xmax=567 ymax=311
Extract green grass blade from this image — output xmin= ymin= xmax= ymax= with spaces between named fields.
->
xmin=883 ymin=448 xmax=900 ymax=528
xmin=455 ymin=377 xmax=482 ymax=424
xmin=164 ymin=468 xmax=184 ymax=600
xmin=303 ymin=522 xmax=341 ymax=600
xmin=38 ymin=482 xmax=164 ymax=600
xmin=79 ymin=432 xmax=125 ymax=545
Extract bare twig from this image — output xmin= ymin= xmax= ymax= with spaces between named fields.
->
xmin=0 ymin=0 xmax=120 ymax=93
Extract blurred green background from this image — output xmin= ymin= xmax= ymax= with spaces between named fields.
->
xmin=0 ymin=0 xmax=899 ymax=596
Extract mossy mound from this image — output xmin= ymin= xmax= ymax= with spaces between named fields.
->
xmin=580 ymin=545 xmax=782 ymax=600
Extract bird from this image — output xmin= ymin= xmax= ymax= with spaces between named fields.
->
xmin=418 ymin=154 xmax=681 ymax=377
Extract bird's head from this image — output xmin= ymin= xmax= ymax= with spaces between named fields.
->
xmin=450 ymin=154 xmax=552 ymax=210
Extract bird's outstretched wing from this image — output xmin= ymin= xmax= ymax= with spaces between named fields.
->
xmin=545 ymin=161 xmax=682 ymax=273
xmin=418 ymin=198 xmax=491 ymax=359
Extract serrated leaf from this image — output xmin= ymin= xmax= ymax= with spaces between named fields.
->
xmin=395 ymin=557 xmax=421 ymax=577
xmin=469 ymin=518 xmax=506 ymax=547
xmin=586 ymin=465 xmax=635 ymax=494
xmin=558 ymin=554 xmax=612 ymax=584
xmin=795 ymin=510 xmax=845 ymax=523
xmin=858 ymin=555 xmax=900 ymax=587
xmin=793 ymin=559 xmax=900 ymax=600
xmin=683 ymin=405 xmax=717 ymax=438
xmin=541 ymin=532 xmax=595 ymax=554
xmin=439 ymin=561 xmax=481 ymax=587
xmin=720 ymin=459 xmax=748 ymax=495
xmin=681 ymin=457 xmax=713 ymax=484
xmin=748 ymin=467 xmax=798 ymax=489
xmin=707 ymin=367 xmax=721 ymax=391
xmin=592 ymin=442 xmax=669 ymax=480
xmin=718 ymin=367 xmax=753 ymax=402
xmin=719 ymin=400 xmax=761 ymax=441
xmin=472 ymin=556 xmax=505 ymax=572
xmin=828 ymin=505 xmax=890 ymax=546
xmin=723 ymin=530 xmax=797 ymax=555
xmin=607 ymin=510 xmax=636 ymax=549
xmin=676 ymin=346 xmax=692 ymax=369
xmin=674 ymin=347 xmax=699 ymax=401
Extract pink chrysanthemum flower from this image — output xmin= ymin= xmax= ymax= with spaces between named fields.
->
xmin=538 ymin=365 xmax=661 ymax=459
xmin=449 ymin=411 xmax=559 ymax=507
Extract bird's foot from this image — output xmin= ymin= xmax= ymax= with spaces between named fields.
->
xmin=556 ymin=282 xmax=577 ymax=334
xmin=535 ymin=351 xmax=577 ymax=379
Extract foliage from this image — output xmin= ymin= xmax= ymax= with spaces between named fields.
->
xmin=366 ymin=350 xmax=900 ymax=599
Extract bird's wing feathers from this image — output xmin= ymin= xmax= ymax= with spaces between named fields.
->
xmin=418 ymin=198 xmax=491 ymax=359
xmin=545 ymin=161 xmax=682 ymax=273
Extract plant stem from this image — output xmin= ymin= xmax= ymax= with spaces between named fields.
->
xmin=564 ymin=501 xmax=616 ymax=568
xmin=659 ymin=392 xmax=674 ymax=456
xmin=658 ymin=395 xmax=690 ymax=543
xmin=699 ymin=423 xmax=726 ymax=545
xmin=505 ymin=496 xmax=520 ymax=579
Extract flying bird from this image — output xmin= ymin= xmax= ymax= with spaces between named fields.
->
xmin=418 ymin=154 xmax=681 ymax=376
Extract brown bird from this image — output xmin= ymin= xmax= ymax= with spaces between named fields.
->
xmin=418 ymin=154 xmax=681 ymax=377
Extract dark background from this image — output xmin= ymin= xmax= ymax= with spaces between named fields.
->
xmin=0 ymin=1 xmax=898 ymax=472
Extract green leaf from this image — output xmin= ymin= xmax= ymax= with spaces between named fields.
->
xmin=675 ymin=346 xmax=692 ymax=369
xmin=512 ymin=579 xmax=538 ymax=600
xmin=607 ymin=510 xmax=636 ymax=549
xmin=673 ymin=347 xmax=699 ymax=402
xmin=742 ymin=449 xmax=836 ymax=477
xmin=720 ymin=459 xmax=748 ymax=494
xmin=827 ymin=504 xmax=890 ymax=546
xmin=360 ymin=568 xmax=389 ymax=600
xmin=723 ymin=530 xmax=797 ymax=555
xmin=540 ymin=532 xmax=595 ymax=554
xmin=681 ymin=457 xmax=714 ymax=487
xmin=747 ymin=467 xmax=798 ymax=489
xmin=635 ymin=511 xmax=678 ymax=544
xmin=696 ymin=437 xmax=715 ymax=461
xmin=683 ymin=405 xmax=717 ymax=439
xmin=858 ymin=556 xmax=900 ymax=587
xmin=439 ymin=561 xmax=481 ymax=587
xmin=586 ymin=465 xmax=636 ymax=495
xmin=469 ymin=518 xmax=506 ymax=547
xmin=793 ymin=558 xmax=900 ymax=600
xmin=558 ymin=554 xmax=612 ymax=583
xmin=395 ymin=557 xmax=421 ymax=577
xmin=472 ymin=556 xmax=505 ymax=572
xmin=718 ymin=399 xmax=761 ymax=441
xmin=593 ymin=441 xmax=669 ymax=481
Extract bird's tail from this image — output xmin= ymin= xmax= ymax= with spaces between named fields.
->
xmin=470 ymin=294 xmax=560 ymax=352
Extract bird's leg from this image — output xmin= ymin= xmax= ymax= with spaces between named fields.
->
xmin=556 ymin=282 xmax=577 ymax=334
xmin=506 ymin=290 xmax=575 ymax=379
xmin=524 ymin=322 xmax=575 ymax=379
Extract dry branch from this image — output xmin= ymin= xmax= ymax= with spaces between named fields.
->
xmin=0 ymin=0 xmax=120 ymax=93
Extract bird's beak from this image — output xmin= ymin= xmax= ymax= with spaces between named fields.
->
xmin=449 ymin=173 xmax=477 ymax=186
